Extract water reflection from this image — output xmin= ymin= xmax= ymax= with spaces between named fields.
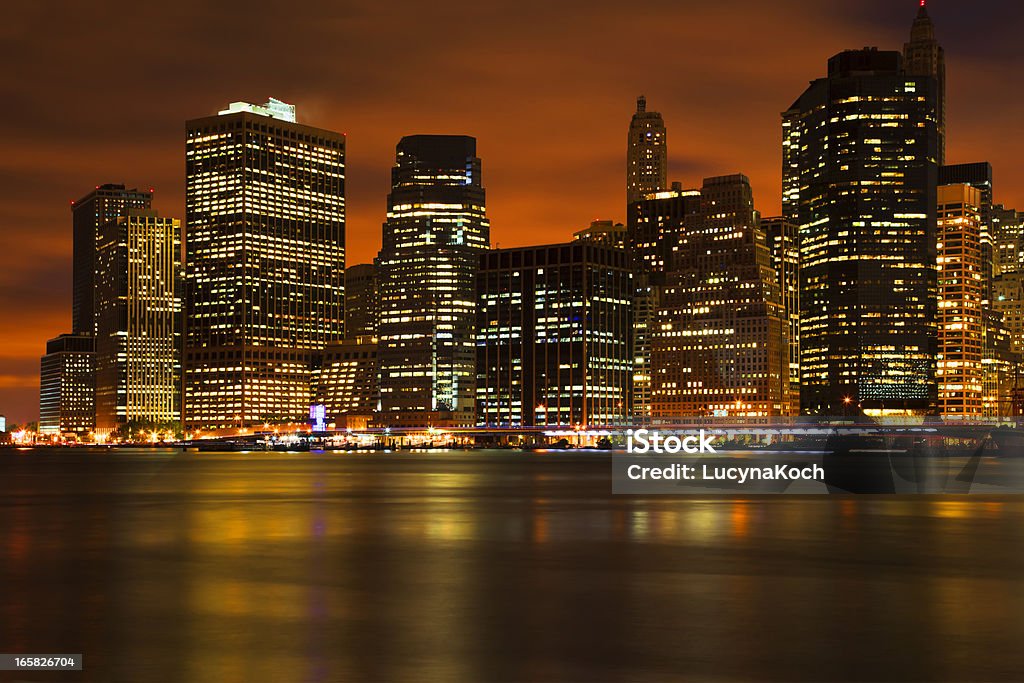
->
xmin=2 ymin=449 xmax=1024 ymax=681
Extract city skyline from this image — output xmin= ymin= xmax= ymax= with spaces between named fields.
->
xmin=2 ymin=0 xmax=1023 ymax=422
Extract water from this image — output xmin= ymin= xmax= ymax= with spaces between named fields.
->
xmin=2 ymin=448 xmax=1024 ymax=682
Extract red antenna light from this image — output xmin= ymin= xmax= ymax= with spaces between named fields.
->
xmin=920 ymin=0 xmax=925 ymax=6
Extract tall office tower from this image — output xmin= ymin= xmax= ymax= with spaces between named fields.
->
xmin=992 ymin=206 xmax=1023 ymax=274
xmin=904 ymin=0 xmax=946 ymax=163
xmin=626 ymin=184 xmax=701 ymax=421
xmin=345 ymin=263 xmax=378 ymax=338
xmin=573 ymin=220 xmax=627 ymax=249
xmin=377 ymin=135 xmax=489 ymax=427
xmin=651 ymin=175 xmax=791 ymax=420
xmin=939 ymin=163 xmax=993 ymax=295
xmin=784 ymin=48 xmax=939 ymax=416
xmin=93 ymin=209 xmax=182 ymax=434
xmin=762 ymin=217 xmax=801 ymax=415
xmin=626 ymin=183 xmax=701 ymax=276
xmin=936 ymin=185 xmax=984 ymax=418
xmin=71 ymin=184 xmax=153 ymax=334
xmin=39 ymin=333 xmax=95 ymax=437
xmin=184 ymin=98 xmax=346 ymax=430
xmin=626 ymin=96 xmax=667 ymax=205
xmin=476 ymin=242 xmax=632 ymax=427
xmin=312 ymin=335 xmax=379 ymax=430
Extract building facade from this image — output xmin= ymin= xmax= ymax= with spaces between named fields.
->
xmin=573 ymin=220 xmax=627 ymax=249
xmin=313 ymin=335 xmax=378 ymax=429
xmin=345 ymin=263 xmax=378 ymax=338
xmin=784 ymin=48 xmax=939 ymax=416
xmin=904 ymin=1 xmax=946 ymax=163
xmin=626 ymin=96 xmax=667 ymax=205
xmin=184 ymin=98 xmax=346 ymax=430
xmin=936 ymin=184 xmax=984 ymax=418
xmin=377 ymin=135 xmax=489 ymax=427
xmin=762 ymin=217 xmax=801 ymax=415
xmin=93 ymin=210 xmax=182 ymax=434
xmin=72 ymin=184 xmax=153 ymax=335
xmin=651 ymin=175 xmax=791 ymax=420
xmin=476 ymin=242 xmax=632 ymax=427
xmin=39 ymin=334 xmax=95 ymax=437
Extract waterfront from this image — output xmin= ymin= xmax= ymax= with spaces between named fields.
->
xmin=3 ymin=449 xmax=1024 ymax=682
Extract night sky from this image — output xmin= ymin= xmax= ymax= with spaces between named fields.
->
xmin=1 ymin=0 xmax=1021 ymax=422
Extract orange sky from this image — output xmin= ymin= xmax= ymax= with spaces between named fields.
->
xmin=1 ymin=0 xmax=1022 ymax=423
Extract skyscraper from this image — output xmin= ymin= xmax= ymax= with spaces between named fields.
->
xmin=71 ymin=184 xmax=153 ymax=334
xmin=184 ymin=98 xmax=346 ymax=430
xmin=904 ymin=0 xmax=946 ymax=163
xmin=651 ymin=175 xmax=791 ymax=420
xmin=377 ymin=135 xmax=489 ymax=427
xmin=784 ymin=48 xmax=939 ymax=416
xmin=476 ymin=242 xmax=632 ymax=427
xmin=762 ymin=216 xmax=801 ymax=415
xmin=626 ymin=184 xmax=702 ymax=421
xmin=936 ymin=184 xmax=984 ymax=418
xmin=345 ymin=263 xmax=378 ymax=338
xmin=626 ymin=96 xmax=667 ymax=205
xmin=94 ymin=209 xmax=182 ymax=434
xmin=39 ymin=333 xmax=95 ymax=437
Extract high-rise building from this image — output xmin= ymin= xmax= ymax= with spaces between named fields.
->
xmin=345 ymin=263 xmax=378 ymax=338
xmin=762 ymin=217 xmax=801 ymax=415
xmin=992 ymin=205 xmax=1023 ymax=274
xmin=626 ymin=183 xmax=701 ymax=277
xmin=936 ymin=184 xmax=984 ymax=418
xmin=904 ymin=0 xmax=946 ymax=163
xmin=39 ymin=333 xmax=95 ymax=437
xmin=377 ymin=135 xmax=489 ymax=427
xmin=626 ymin=96 xmax=667 ymax=205
xmin=573 ymin=220 xmax=626 ymax=249
xmin=626 ymin=184 xmax=701 ymax=421
xmin=94 ymin=209 xmax=182 ymax=434
xmin=313 ymin=335 xmax=378 ymax=429
xmin=784 ymin=48 xmax=939 ymax=416
xmin=476 ymin=242 xmax=632 ymax=427
xmin=939 ymin=163 xmax=993 ymax=298
xmin=651 ymin=175 xmax=791 ymax=420
xmin=184 ymin=98 xmax=346 ymax=430
xmin=71 ymin=184 xmax=153 ymax=334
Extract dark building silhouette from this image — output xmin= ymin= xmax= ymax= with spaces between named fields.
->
xmin=476 ymin=242 xmax=632 ymax=427
xmin=184 ymin=99 xmax=346 ymax=430
xmin=784 ymin=48 xmax=939 ymax=416
xmin=377 ymin=135 xmax=489 ymax=427
xmin=71 ymin=184 xmax=152 ymax=334
xmin=345 ymin=263 xmax=378 ymax=338
xmin=904 ymin=1 xmax=946 ymax=163
xmin=626 ymin=96 xmax=667 ymax=205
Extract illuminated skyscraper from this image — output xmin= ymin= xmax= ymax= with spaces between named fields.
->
xmin=377 ymin=135 xmax=489 ymax=427
xmin=39 ymin=333 xmax=95 ymax=437
xmin=652 ymin=175 xmax=791 ymax=420
xmin=762 ymin=217 xmax=801 ymax=414
xmin=936 ymin=184 xmax=984 ymax=418
xmin=345 ymin=263 xmax=378 ymax=338
xmin=626 ymin=183 xmax=701 ymax=421
xmin=184 ymin=98 xmax=346 ymax=430
xmin=626 ymin=96 xmax=667 ymax=205
xmin=904 ymin=0 xmax=946 ymax=163
xmin=93 ymin=209 xmax=182 ymax=434
xmin=992 ymin=205 xmax=1023 ymax=275
xmin=72 ymin=184 xmax=153 ymax=334
xmin=784 ymin=48 xmax=939 ymax=416
xmin=476 ymin=242 xmax=632 ymax=427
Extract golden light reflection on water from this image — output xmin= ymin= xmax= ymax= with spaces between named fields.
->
xmin=5 ymin=451 xmax=1024 ymax=681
